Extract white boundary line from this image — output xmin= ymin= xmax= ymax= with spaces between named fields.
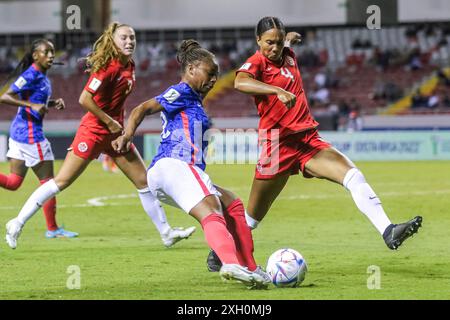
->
xmin=1 ymin=189 xmax=449 ymax=211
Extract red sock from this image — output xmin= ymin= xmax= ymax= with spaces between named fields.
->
xmin=40 ymin=178 xmax=58 ymax=231
xmin=224 ymin=199 xmax=257 ymax=271
xmin=0 ymin=173 xmax=24 ymax=190
xmin=201 ymin=213 xmax=240 ymax=265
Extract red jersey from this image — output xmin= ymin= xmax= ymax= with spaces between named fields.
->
xmin=81 ymin=59 xmax=136 ymax=134
xmin=236 ymin=48 xmax=318 ymax=138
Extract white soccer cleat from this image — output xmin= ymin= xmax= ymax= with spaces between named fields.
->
xmin=220 ymin=264 xmax=270 ymax=289
xmin=5 ymin=218 xmax=23 ymax=249
xmin=161 ymin=226 xmax=196 ymax=248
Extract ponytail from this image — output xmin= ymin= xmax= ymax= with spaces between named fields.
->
xmin=177 ymin=39 xmax=215 ymax=74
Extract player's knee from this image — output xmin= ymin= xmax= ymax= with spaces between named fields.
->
xmin=5 ymin=174 xmax=24 ymax=191
xmin=53 ymin=177 xmax=70 ymax=191
xmin=342 ymin=167 xmax=366 ymax=190
xmin=216 ymin=186 xmax=237 ymax=208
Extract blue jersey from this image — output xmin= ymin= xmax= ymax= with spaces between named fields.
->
xmin=151 ymin=82 xmax=210 ymax=171
xmin=9 ymin=64 xmax=51 ymax=144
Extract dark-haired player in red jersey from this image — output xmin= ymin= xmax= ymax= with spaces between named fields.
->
xmin=207 ymin=16 xmax=422 ymax=271
xmin=5 ymin=22 xmax=195 ymax=249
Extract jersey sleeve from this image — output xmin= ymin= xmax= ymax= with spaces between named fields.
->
xmin=10 ymin=69 xmax=35 ymax=94
xmin=236 ymin=54 xmax=263 ymax=79
xmin=84 ymin=64 xmax=115 ymax=94
xmin=155 ymin=86 xmax=186 ymax=114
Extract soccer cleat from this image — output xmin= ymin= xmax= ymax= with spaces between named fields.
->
xmin=161 ymin=226 xmax=196 ymax=248
xmin=5 ymin=218 xmax=23 ymax=249
xmin=45 ymin=227 xmax=79 ymax=239
xmin=383 ymin=216 xmax=423 ymax=250
xmin=220 ymin=264 xmax=270 ymax=289
xmin=252 ymin=266 xmax=272 ymax=289
xmin=206 ymin=249 xmax=222 ymax=272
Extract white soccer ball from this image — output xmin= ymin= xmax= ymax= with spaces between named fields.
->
xmin=266 ymin=248 xmax=307 ymax=288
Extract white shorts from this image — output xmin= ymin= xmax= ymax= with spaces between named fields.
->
xmin=6 ymin=138 xmax=55 ymax=167
xmin=147 ymin=157 xmax=221 ymax=214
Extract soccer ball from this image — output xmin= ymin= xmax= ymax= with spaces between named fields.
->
xmin=266 ymin=248 xmax=307 ymax=288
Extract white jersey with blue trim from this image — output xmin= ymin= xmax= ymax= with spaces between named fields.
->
xmin=150 ymin=82 xmax=210 ymax=171
xmin=9 ymin=64 xmax=51 ymax=144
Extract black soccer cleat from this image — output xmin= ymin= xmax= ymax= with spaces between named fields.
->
xmin=383 ymin=216 xmax=423 ymax=250
xmin=206 ymin=249 xmax=222 ymax=272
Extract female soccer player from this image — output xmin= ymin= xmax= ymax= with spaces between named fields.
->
xmin=0 ymin=39 xmax=78 ymax=238
xmin=207 ymin=16 xmax=423 ymax=271
xmin=111 ymin=39 xmax=270 ymax=288
xmin=5 ymin=23 xmax=194 ymax=249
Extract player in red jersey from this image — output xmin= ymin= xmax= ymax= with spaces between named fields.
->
xmin=207 ymin=16 xmax=423 ymax=271
xmin=5 ymin=22 xmax=195 ymax=249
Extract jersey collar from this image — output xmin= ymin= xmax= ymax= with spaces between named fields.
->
xmin=31 ymin=63 xmax=45 ymax=74
xmin=179 ymin=82 xmax=203 ymax=101
xmin=257 ymin=49 xmax=286 ymax=68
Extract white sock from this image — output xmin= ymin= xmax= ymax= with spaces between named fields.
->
xmin=137 ymin=187 xmax=171 ymax=236
xmin=245 ymin=210 xmax=260 ymax=230
xmin=17 ymin=179 xmax=60 ymax=226
xmin=343 ymin=168 xmax=392 ymax=235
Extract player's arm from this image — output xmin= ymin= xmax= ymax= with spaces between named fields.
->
xmin=234 ymin=72 xmax=296 ymax=109
xmin=112 ymin=98 xmax=164 ymax=153
xmin=0 ymin=88 xmax=47 ymax=115
xmin=78 ymin=89 xmax=122 ymax=134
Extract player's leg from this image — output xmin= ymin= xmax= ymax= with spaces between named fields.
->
xmin=32 ymin=160 xmax=78 ymax=238
xmin=0 ymin=158 xmax=27 ymax=190
xmin=112 ymin=148 xmax=195 ymax=247
xmin=205 ymin=177 xmax=288 ymax=273
xmin=5 ymin=151 xmax=89 ymax=249
xmin=149 ymin=159 xmax=269 ymax=288
xmin=246 ymin=173 xmax=290 ymax=229
xmin=189 ymin=195 xmax=268 ymax=288
xmin=214 ymin=185 xmax=257 ymax=271
xmin=304 ymin=147 xmax=422 ymax=249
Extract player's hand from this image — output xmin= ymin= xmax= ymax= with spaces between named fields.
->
xmin=286 ymin=32 xmax=302 ymax=46
xmin=106 ymin=119 xmax=123 ymax=134
xmin=112 ymin=135 xmax=131 ymax=153
xmin=30 ymin=103 xmax=48 ymax=116
xmin=276 ymin=88 xmax=297 ymax=109
xmin=48 ymin=98 xmax=66 ymax=110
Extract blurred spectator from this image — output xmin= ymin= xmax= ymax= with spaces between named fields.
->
xmin=347 ymin=107 xmax=363 ymax=132
xmin=411 ymin=89 xmax=428 ymax=109
xmin=437 ymin=68 xmax=450 ymax=86
xmin=427 ymin=90 xmax=439 ymax=108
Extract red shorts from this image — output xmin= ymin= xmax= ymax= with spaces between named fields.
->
xmin=255 ymin=129 xmax=331 ymax=179
xmin=69 ymin=125 xmax=135 ymax=160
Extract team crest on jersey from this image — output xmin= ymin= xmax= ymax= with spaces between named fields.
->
xmin=163 ymin=88 xmax=181 ymax=103
xmin=256 ymin=161 xmax=263 ymax=173
xmin=78 ymin=142 xmax=88 ymax=153
xmin=286 ymin=56 xmax=295 ymax=66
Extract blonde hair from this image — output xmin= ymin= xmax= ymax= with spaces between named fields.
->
xmin=85 ymin=22 xmax=132 ymax=73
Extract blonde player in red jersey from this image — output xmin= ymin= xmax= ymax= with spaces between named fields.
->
xmin=207 ymin=16 xmax=423 ymax=271
xmin=5 ymin=22 xmax=195 ymax=249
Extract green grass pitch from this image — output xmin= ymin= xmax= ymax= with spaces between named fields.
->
xmin=0 ymin=160 xmax=449 ymax=300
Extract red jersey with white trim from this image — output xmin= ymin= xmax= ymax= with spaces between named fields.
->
xmin=81 ymin=59 xmax=135 ymax=134
xmin=236 ymin=48 xmax=318 ymax=138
